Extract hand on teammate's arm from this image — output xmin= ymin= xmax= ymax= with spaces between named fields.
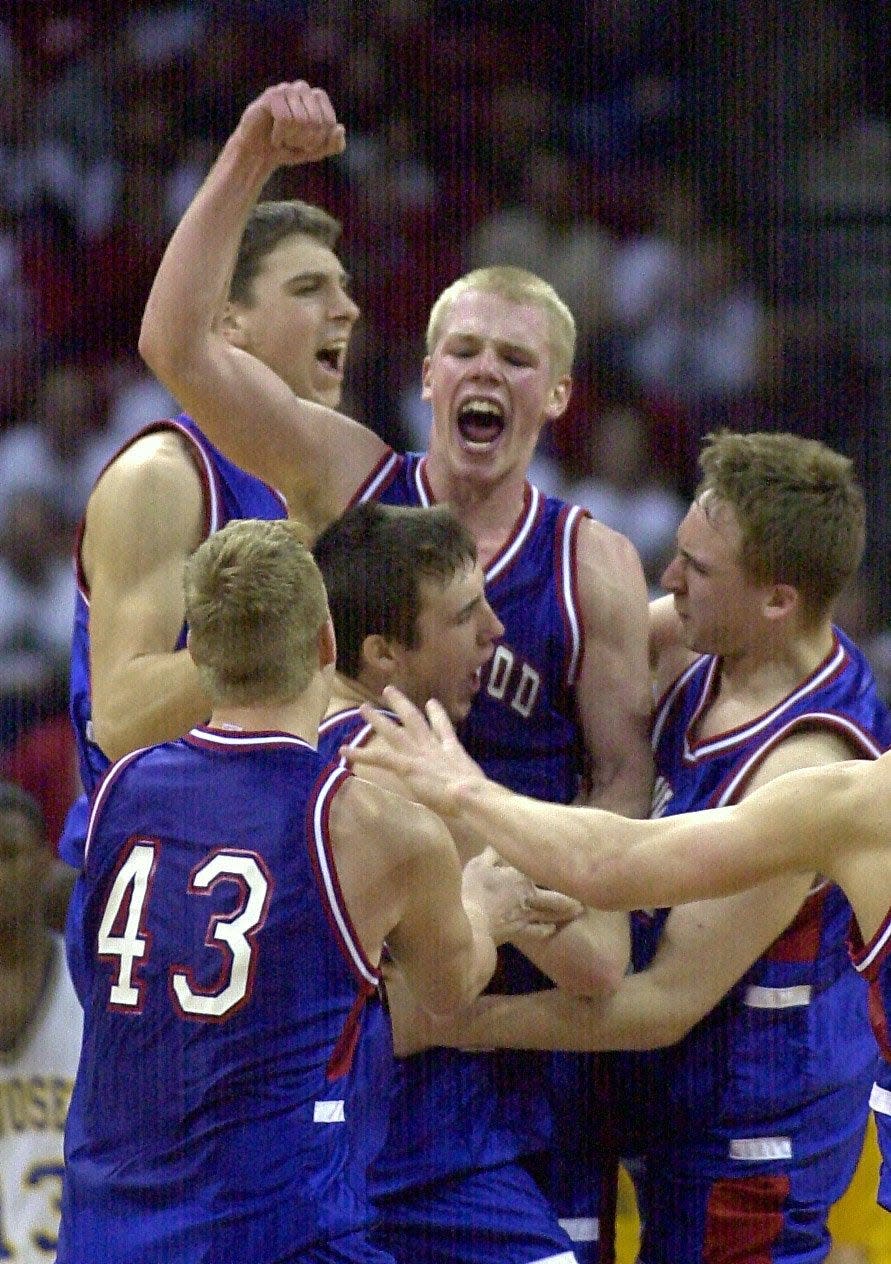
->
xmin=461 ymin=848 xmax=583 ymax=947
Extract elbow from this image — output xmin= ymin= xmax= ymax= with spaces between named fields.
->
xmin=91 ymin=711 xmax=138 ymax=764
xmin=639 ymin=1010 xmax=695 ymax=1049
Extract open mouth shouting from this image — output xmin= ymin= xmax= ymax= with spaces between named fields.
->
xmin=315 ymin=342 xmax=347 ymax=379
xmin=456 ymin=398 xmax=506 ymax=450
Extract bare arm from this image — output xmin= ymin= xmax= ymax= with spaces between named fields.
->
xmin=511 ymin=908 xmax=630 ymax=997
xmin=344 ymin=692 xmax=854 ymax=909
xmin=330 ymin=779 xmax=497 ymax=1015
xmin=398 ymin=870 xmax=815 ymax=1053
xmin=82 ymin=433 xmax=213 ymax=759
xmin=574 ymin=519 xmax=653 ymax=815
xmin=139 ymin=80 xmax=387 ymax=534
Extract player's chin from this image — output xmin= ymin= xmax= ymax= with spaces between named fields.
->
xmin=449 ymin=697 xmax=473 ymax=724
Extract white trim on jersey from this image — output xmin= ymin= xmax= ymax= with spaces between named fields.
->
xmin=559 ymin=1216 xmax=600 ymax=1242
xmin=870 ymin=1083 xmax=891 ymax=1116
xmin=358 ymin=452 xmax=403 ymax=504
xmin=715 ymin=711 xmax=883 ymax=807
xmin=684 ymin=640 xmax=850 ymax=761
xmin=185 ymin=728 xmax=313 ymax=752
xmin=856 ymin=914 xmax=891 ymax=974
xmin=313 ymin=1100 xmax=346 ymax=1123
xmin=84 ymin=745 xmax=151 ymax=863
xmin=744 ymin=984 xmax=813 ymax=1008
xmin=728 ymin=1136 xmax=793 ymax=1161
xmin=486 ymin=485 xmax=541 ymax=584
xmin=559 ymin=504 xmax=584 ymax=686
xmin=651 ymin=657 xmax=703 ymax=751
xmin=311 ymin=766 xmax=379 ymax=988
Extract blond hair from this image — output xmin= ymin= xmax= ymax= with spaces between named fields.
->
xmin=696 ymin=431 xmax=865 ymax=616
xmin=184 ymin=518 xmax=328 ymax=705
xmin=426 ymin=266 xmax=576 ymax=378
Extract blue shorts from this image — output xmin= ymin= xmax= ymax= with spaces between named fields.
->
xmin=871 ymin=1074 xmax=891 ymax=1212
xmin=372 ymin=1162 xmax=578 ymax=1264
xmin=628 ymin=1121 xmax=867 ymax=1264
xmin=300 ymin=1231 xmax=396 ymax=1264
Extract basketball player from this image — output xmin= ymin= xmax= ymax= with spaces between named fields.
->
xmin=139 ymin=79 xmax=652 ymax=1263
xmin=57 ymin=517 xmax=536 ymax=1264
xmin=0 ymin=782 xmax=82 ymax=1263
xmin=53 ymin=192 xmax=359 ymax=928
xmin=348 ymin=432 xmax=891 ymax=1258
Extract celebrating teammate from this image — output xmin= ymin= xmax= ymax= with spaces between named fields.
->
xmin=57 ymin=517 xmax=534 ymax=1264
xmin=347 ymin=432 xmax=891 ymax=1254
xmin=139 ymin=78 xmax=652 ymax=1262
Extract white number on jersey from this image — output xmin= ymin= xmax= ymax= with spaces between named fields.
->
xmin=97 ymin=842 xmax=157 ymax=1008
xmin=171 ymin=853 xmax=271 ymax=1020
xmin=96 ymin=841 xmax=272 ymax=1021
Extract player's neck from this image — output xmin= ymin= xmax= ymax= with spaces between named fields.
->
xmin=209 ymin=693 xmax=327 ymax=746
xmin=716 ymin=622 xmax=836 ymax=706
xmin=424 ymin=454 xmax=530 ymax=565
xmin=326 ymin=673 xmax=384 ymax=715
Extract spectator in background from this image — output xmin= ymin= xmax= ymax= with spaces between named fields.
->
xmin=0 ymin=486 xmax=74 ymax=746
xmin=467 ymin=143 xmax=613 ymax=356
xmin=0 ymin=780 xmax=82 ymax=1262
xmin=0 ymin=361 xmax=107 ymax=523
xmin=607 ymin=167 xmax=766 ymax=406
xmin=566 ymin=399 xmax=685 ymax=593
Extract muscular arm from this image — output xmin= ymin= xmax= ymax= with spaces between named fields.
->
xmin=397 ymin=731 xmax=859 ymax=1053
xmin=574 ymin=518 xmax=654 ymax=816
xmin=330 ymin=779 xmax=497 ymax=1015
xmin=418 ymin=870 xmax=815 ymax=1052
xmin=139 ymin=81 xmax=386 ymax=534
xmin=83 ymin=433 xmax=213 ymax=760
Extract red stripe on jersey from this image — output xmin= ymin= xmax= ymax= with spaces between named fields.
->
xmin=764 ymin=885 xmax=828 ymax=964
xmin=703 ymin=1173 xmax=790 ymax=1262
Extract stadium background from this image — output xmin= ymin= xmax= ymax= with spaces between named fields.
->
xmin=0 ymin=3 xmax=887 ymax=1258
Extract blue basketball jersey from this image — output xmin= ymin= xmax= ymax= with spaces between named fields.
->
xmin=60 ymin=413 xmax=288 ymax=868
xmin=317 ymin=708 xmax=397 ymax=1182
xmin=849 ymin=905 xmax=891 ymax=1210
xmin=59 ymin=727 xmax=381 ymax=1263
xmin=351 ymin=452 xmax=592 ymax=1189
xmin=354 ymin=452 xmax=588 ymax=803
xmin=617 ymin=627 xmax=890 ymax=1171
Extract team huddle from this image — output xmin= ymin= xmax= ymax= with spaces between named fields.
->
xmin=25 ymin=79 xmax=891 ymax=1263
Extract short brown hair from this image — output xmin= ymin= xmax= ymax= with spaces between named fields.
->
xmin=426 ymin=266 xmax=577 ymax=379
xmin=229 ymin=200 xmax=342 ymax=305
xmin=696 ymin=431 xmax=866 ymax=615
xmin=313 ymin=503 xmax=477 ymax=679
xmin=184 ymin=518 xmax=329 ymax=705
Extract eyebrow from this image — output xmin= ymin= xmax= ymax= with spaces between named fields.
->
xmin=446 ymin=331 xmax=537 ymax=360
xmin=454 ymin=593 xmax=484 ymax=621
xmin=285 ymin=269 xmax=351 ymax=289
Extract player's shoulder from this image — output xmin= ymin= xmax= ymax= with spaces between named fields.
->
xmin=97 ymin=426 xmax=199 ymax=491
xmin=329 ymin=770 xmax=444 ymax=860
xmin=575 ymin=513 xmax=645 ymax=578
xmin=84 ymin=425 xmax=204 ymax=546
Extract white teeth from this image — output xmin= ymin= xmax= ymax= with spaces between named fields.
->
xmin=460 ymin=399 xmax=502 ymax=416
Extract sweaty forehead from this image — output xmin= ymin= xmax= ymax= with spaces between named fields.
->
xmin=262 ymin=234 xmax=343 ymax=278
xmin=439 ymin=291 xmax=550 ymax=346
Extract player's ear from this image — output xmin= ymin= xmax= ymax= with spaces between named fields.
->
xmin=763 ymin=583 xmax=799 ymax=622
xmin=544 ymin=374 xmax=572 ymax=423
xmin=220 ymin=302 xmax=249 ymax=349
xmin=420 ymin=356 xmax=433 ymax=401
xmin=319 ymin=616 xmax=337 ymax=670
xmin=361 ymin=633 xmax=398 ymax=678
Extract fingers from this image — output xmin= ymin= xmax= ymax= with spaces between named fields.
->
xmin=425 ymin=698 xmax=458 ymax=744
xmin=381 ymin=686 xmax=434 ymax=739
xmin=525 ymin=888 xmax=585 ymax=924
xmin=262 ymin=80 xmax=345 ymax=162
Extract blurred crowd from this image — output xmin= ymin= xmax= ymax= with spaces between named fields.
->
xmin=0 ymin=0 xmax=888 ymax=845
